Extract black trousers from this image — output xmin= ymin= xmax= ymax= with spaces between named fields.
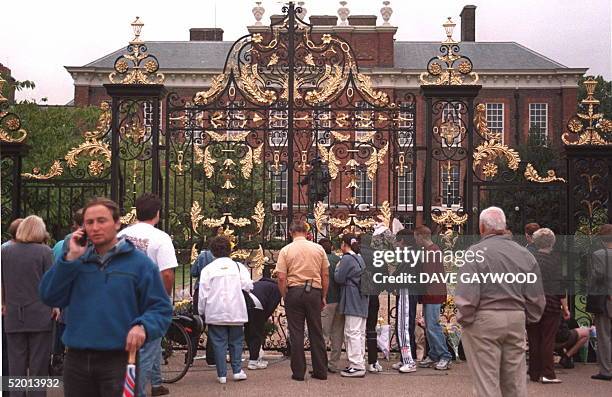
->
xmin=366 ymin=295 xmax=380 ymax=365
xmin=285 ymin=287 xmax=327 ymax=379
xmin=244 ymin=308 xmax=267 ymax=360
xmin=527 ymin=313 xmax=561 ymax=381
xmin=63 ymin=349 xmax=128 ymax=397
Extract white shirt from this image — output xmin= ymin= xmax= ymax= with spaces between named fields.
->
xmin=118 ymin=222 xmax=178 ymax=272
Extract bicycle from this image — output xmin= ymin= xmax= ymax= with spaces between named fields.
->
xmin=160 ymin=314 xmax=202 ymax=383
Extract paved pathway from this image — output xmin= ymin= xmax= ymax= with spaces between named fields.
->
xmin=49 ymin=353 xmax=612 ymax=396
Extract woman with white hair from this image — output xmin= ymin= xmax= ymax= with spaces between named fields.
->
xmin=527 ymin=227 xmax=569 ymax=384
xmin=1 ymin=215 xmax=57 ymax=391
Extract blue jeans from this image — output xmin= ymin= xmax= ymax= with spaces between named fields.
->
xmin=424 ymin=304 xmax=452 ymax=361
xmin=208 ymin=325 xmax=244 ymax=378
xmin=138 ymin=337 xmax=162 ymax=397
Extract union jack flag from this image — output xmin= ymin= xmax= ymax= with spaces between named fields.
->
xmin=122 ymin=363 xmax=136 ymax=397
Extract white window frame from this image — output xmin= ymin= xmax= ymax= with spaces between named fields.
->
xmin=397 ymin=171 xmax=414 ymax=208
xmin=268 ymin=108 xmax=288 ymax=147
xmin=397 ymin=108 xmax=414 ymax=147
xmin=227 ymin=101 xmax=246 ymax=140
xmin=440 ymin=164 xmax=460 ymax=208
xmin=269 ymin=169 xmax=287 ymax=205
xmin=143 ymin=101 xmax=163 ymax=131
xmin=529 ymin=103 xmax=548 ymax=146
xmin=485 ymin=103 xmax=504 ymax=144
xmin=314 ymin=108 xmax=332 ymax=146
xmin=354 ymin=168 xmax=373 ymax=205
xmin=355 ymin=101 xmax=374 ymax=141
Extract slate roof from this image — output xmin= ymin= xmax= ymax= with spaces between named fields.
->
xmin=81 ymin=40 xmax=568 ymax=71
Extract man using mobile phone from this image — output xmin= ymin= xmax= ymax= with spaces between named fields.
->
xmin=39 ymin=197 xmax=172 ymax=397
xmin=118 ymin=193 xmax=178 ymax=397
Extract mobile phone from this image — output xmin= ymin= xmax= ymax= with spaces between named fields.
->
xmin=76 ymin=229 xmax=88 ymax=246
xmin=304 ymin=280 xmax=312 ymax=293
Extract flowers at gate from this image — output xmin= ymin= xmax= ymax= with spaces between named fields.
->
xmin=173 ymin=299 xmax=192 ymax=315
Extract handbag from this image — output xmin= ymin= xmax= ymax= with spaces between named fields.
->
xmin=235 ymin=261 xmax=256 ymax=310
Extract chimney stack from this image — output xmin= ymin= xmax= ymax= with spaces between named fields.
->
xmin=189 ymin=28 xmax=224 ymax=41
xmin=460 ymin=5 xmax=476 ymax=42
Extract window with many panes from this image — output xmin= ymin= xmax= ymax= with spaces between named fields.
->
xmin=354 ymin=168 xmax=373 ymax=204
xmin=227 ymin=101 xmax=246 ymax=140
xmin=529 ymin=103 xmax=548 ymax=145
xmin=314 ymin=108 xmax=332 ymax=145
xmin=397 ymin=171 xmax=414 ymax=207
xmin=269 ymin=169 xmax=287 ymax=204
xmin=486 ymin=103 xmax=504 ymax=143
xmin=183 ymin=108 xmax=203 ymax=142
xmin=355 ymin=101 xmax=374 ymax=141
xmin=441 ymin=102 xmax=462 ymax=146
xmin=143 ymin=101 xmax=163 ymax=131
xmin=440 ymin=164 xmax=460 ymax=207
xmin=397 ymin=106 xmax=414 ymax=147
xmin=269 ymin=108 xmax=288 ymax=147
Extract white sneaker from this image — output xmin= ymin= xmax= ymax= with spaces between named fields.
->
xmin=399 ymin=363 xmax=417 ymax=373
xmin=541 ymin=376 xmax=562 ymax=384
xmin=418 ymin=357 xmax=436 ymax=368
xmin=391 ymin=362 xmax=403 ymax=370
xmin=233 ymin=370 xmax=247 ymax=381
xmin=218 ymin=377 xmax=227 ymax=384
xmin=248 ymin=359 xmax=268 ymax=370
xmin=368 ymin=362 xmax=384 ymax=373
xmin=435 ymin=358 xmax=451 ymax=371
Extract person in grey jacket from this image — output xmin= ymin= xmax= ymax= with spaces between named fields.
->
xmin=1 ymin=215 xmax=57 ymax=396
xmin=334 ymin=234 xmax=368 ymax=378
xmin=456 ymin=207 xmax=545 ymax=397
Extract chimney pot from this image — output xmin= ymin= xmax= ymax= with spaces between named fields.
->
xmin=189 ymin=28 xmax=224 ymax=41
xmin=460 ymin=5 xmax=476 ymax=42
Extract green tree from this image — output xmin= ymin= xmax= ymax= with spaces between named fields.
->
xmin=13 ymin=102 xmax=102 ymax=174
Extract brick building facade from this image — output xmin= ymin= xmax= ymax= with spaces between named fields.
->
xmin=65 ymin=5 xmax=586 ymax=229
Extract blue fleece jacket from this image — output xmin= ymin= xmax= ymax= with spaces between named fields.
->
xmin=39 ymin=238 xmax=172 ymax=351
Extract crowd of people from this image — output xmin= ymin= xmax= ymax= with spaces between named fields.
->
xmin=1 ymin=195 xmax=611 ymax=397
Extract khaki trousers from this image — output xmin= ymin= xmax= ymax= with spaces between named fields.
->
xmin=321 ymin=302 xmax=345 ymax=370
xmin=461 ymin=310 xmax=527 ymax=397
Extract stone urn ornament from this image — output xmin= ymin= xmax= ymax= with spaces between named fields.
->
xmin=252 ymin=1 xmax=265 ymax=26
xmin=297 ymin=1 xmax=307 ymax=20
xmin=381 ymin=1 xmax=393 ymax=26
xmin=338 ymin=1 xmax=349 ymax=26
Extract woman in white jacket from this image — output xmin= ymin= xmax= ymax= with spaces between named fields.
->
xmin=198 ymin=235 xmax=254 ymax=384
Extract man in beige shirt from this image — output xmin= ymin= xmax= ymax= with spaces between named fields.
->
xmin=275 ymin=220 xmax=329 ymax=381
xmin=456 ymin=207 xmax=545 ymax=397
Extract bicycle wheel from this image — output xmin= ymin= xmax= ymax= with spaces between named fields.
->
xmin=161 ymin=320 xmax=193 ymax=383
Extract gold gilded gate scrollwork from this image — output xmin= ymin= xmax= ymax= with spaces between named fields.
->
xmin=472 ymin=103 xmax=564 ymax=183
xmin=192 ymin=16 xmax=389 ymax=108
xmin=21 ymin=102 xmax=112 ymax=180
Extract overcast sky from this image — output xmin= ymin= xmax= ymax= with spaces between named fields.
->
xmin=1 ymin=0 xmax=610 ymax=105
